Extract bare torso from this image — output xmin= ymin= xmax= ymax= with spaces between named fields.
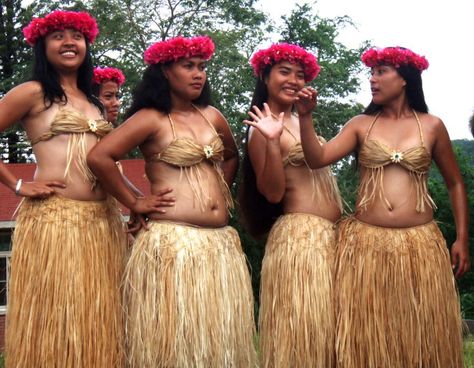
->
xmin=353 ymin=112 xmax=437 ymax=227
xmin=278 ymin=116 xmax=341 ymax=222
xmin=22 ymin=91 xmax=107 ymax=201
xmin=140 ymin=106 xmax=231 ymax=227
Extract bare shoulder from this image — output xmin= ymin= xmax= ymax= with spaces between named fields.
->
xmin=341 ymin=114 xmax=373 ymax=133
xmin=1 ymin=81 xmax=44 ymax=111
xmin=199 ymin=105 xmax=230 ymax=130
xmin=0 ymin=82 xmax=46 ymax=127
xmin=125 ymin=108 xmax=167 ymax=128
xmin=416 ymin=112 xmax=447 ymax=141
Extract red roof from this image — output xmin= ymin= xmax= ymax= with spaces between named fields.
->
xmin=0 ymin=159 xmax=150 ymax=222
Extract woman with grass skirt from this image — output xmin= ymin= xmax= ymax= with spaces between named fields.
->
xmin=239 ymin=43 xmax=342 ymax=368
xmin=1 ymin=10 xmax=128 ymax=367
xmin=297 ymin=46 xmax=470 ymax=368
xmin=88 ymin=35 xmax=257 ymax=368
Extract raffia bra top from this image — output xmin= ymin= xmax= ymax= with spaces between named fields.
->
xmin=145 ymin=105 xmax=233 ymax=212
xmin=282 ymin=126 xmax=343 ymax=211
xmin=357 ymin=110 xmax=436 ymax=212
xmin=30 ymin=106 xmax=113 ymax=187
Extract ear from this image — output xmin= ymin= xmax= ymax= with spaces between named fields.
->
xmin=161 ymin=65 xmax=169 ymax=79
xmin=260 ymin=73 xmax=268 ymax=85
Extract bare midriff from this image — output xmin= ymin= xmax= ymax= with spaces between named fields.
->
xmin=145 ymin=160 xmax=229 ymax=227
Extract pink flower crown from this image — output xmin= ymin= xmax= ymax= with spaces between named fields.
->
xmin=361 ymin=47 xmax=429 ymax=72
xmin=250 ymin=43 xmax=320 ymax=82
xmin=23 ymin=10 xmax=99 ymax=46
xmin=144 ymin=36 xmax=215 ymax=65
xmin=93 ymin=67 xmax=126 ymax=86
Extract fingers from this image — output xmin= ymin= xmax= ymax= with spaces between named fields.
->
xmin=45 ymin=181 xmax=67 ymax=188
xmin=243 ymin=119 xmax=259 ymax=128
xmin=126 ymin=221 xmax=141 ymax=234
xmin=262 ymin=103 xmax=272 ymax=117
xmin=455 ymin=256 xmax=471 ymax=278
xmin=252 ymin=105 xmax=265 ymax=119
xmin=248 ymin=111 xmax=260 ymax=123
xmin=154 ymin=187 xmax=173 ymax=196
xmin=139 ymin=215 xmax=149 ymax=231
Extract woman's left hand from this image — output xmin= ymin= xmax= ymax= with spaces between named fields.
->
xmin=451 ymin=240 xmax=471 ymax=278
xmin=295 ymin=87 xmax=317 ymax=116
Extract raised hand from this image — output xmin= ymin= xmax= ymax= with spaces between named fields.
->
xmin=243 ymin=103 xmax=284 ymax=141
xmin=295 ymin=87 xmax=317 ymax=116
xmin=18 ymin=180 xmax=66 ymax=198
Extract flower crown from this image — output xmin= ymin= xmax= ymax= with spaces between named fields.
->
xmin=250 ymin=43 xmax=320 ymax=82
xmin=93 ymin=67 xmax=125 ymax=86
xmin=23 ymin=10 xmax=99 ymax=46
xmin=361 ymin=47 xmax=429 ymax=72
xmin=144 ymin=36 xmax=215 ymax=65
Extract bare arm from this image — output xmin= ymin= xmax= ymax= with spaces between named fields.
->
xmin=297 ymin=87 xmax=360 ymax=168
xmin=244 ymin=104 xmax=286 ymax=203
xmin=208 ymin=106 xmax=239 ymax=188
xmin=432 ymin=118 xmax=470 ymax=278
xmin=0 ymin=82 xmax=65 ymax=196
xmin=87 ymin=109 xmax=174 ymax=214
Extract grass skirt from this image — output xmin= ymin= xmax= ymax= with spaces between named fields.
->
xmin=5 ymin=196 xmax=127 ymax=368
xmin=259 ymin=213 xmax=336 ymax=368
xmin=335 ymin=217 xmax=463 ymax=368
xmin=124 ymin=221 xmax=257 ymax=368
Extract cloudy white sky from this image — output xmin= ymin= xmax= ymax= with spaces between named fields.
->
xmin=256 ymin=0 xmax=474 ymax=140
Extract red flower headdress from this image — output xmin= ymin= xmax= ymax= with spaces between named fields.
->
xmin=250 ymin=43 xmax=320 ymax=82
xmin=144 ymin=36 xmax=215 ymax=65
xmin=93 ymin=67 xmax=125 ymax=86
xmin=361 ymin=47 xmax=429 ymax=72
xmin=23 ymin=10 xmax=99 ymax=46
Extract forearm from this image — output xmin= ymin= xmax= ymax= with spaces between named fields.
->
xmin=299 ymin=113 xmax=324 ymax=168
xmin=257 ymin=139 xmax=286 ymax=203
xmin=222 ymin=155 xmax=238 ymax=188
xmin=89 ymin=156 xmax=138 ymax=209
xmin=448 ymin=181 xmax=469 ymax=243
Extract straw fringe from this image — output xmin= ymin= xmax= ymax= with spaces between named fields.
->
xmin=335 ymin=217 xmax=463 ymax=368
xmin=5 ymin=196 xmax=127 ymax=368
xmin=124 ymin=221 xmax=257 ymax=368
xmin=259 ymin=213 xmax=336 ymax=368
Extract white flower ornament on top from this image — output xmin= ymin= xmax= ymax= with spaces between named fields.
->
xmin=203 ymin=145 xmax=214 ymax=159
xmin=88 ymin=119 xmax=98 ymax=133
xmin=390 ymin=151 xmax=403 ymax=163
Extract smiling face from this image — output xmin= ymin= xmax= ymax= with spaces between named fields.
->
xmin=98 ymin=80 xmax=121 ymax=125
xmin=369 ymin=65 xmax=406 ymax=105
xmin=44 ymin=28 xmax=86 ymax=72
xmin=265 ymin=61 xmax=305 ymax=106
xmin=163 ymin=57 xmax=207 ymax=101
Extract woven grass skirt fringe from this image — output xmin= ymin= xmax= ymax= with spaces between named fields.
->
xmin=259 ymin=213 xmax=336 ymax=368
xmin=335 ymin=217 xmax=463 ymax=368
xmin=5 ymin=196 xmax=127 ymax=368
xmin=123 ymin=221 xmax=258 ymax=368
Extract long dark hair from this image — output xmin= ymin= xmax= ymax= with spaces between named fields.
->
xmin=31 ymin=37 xmax=102 ymax=111
xmin=125 ymin=63 xmax=211 ymax=119
xmin=238 ymin=64 xmax=283 ymax=238
xmin=363 ymin=64 xmax=428 ymax=115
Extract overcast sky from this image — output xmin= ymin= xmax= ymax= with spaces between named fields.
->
xmin=256 ymin=0 xmax=473 ymax=140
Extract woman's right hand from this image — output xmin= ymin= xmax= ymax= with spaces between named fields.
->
xmin=243 ymin=103 xmax=284 ymax=141
xmin=17 ymin=180 xmax=66 ymax=198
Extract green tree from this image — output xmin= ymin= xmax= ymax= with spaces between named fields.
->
xmin=0 ymin=0 xmax=35 ymax=163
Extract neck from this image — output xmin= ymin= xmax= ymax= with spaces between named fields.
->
xmin=266 ymin=99 xmax=293 ymax=118
xmin=59 ymin=73 xmax=79 ymax=92
xmin=381 ymin=95 xmax=412 ymax=119
xmin=171 ymin=93 xmax=195 ymax=112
